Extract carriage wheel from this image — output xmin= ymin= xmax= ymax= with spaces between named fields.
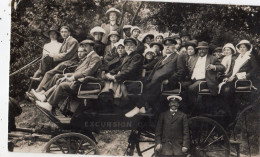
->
xmin=136 ymin=130 xmax=156 ymax=156
xmin=189 ymin=116 xmax=230 ymax=157
xmin=43 ymin=132 xmax=100 ymax=155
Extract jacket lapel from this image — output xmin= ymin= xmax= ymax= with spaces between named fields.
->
xmin=160 ymin=53 xmax=177 ymax=67
xmin=191 ymin=55 xmax=199 ymax=72
xmin=75 ymin=53 xmax=93 ymax=71
xmin=166 ymin=110 xmax=180 ymax=123
xmin=205 ymin=55 xmax=211 ymax=70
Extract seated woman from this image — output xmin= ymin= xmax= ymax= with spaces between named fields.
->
xmin=31 ymin=26 xmax=62 ymax=81
xmin=221 ymin=43 xmax=238 ymax=76
xmin=141 ymin=33 xmax=154 ymax=49
xmin=103 ymin=31 xmax=120 ymax=63
xmin=142 ymin=48 xmax=159 ymax=77
xmin=220 ymin=40 xmax=258 ymax=116
xmin=154 ymin=33 xmax=164 ymax=44
xmin=101 ymin=38 xmax=143 ymax=100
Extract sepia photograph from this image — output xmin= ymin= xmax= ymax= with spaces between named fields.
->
xmin=3 ymin=0 xmax=260 ymax=156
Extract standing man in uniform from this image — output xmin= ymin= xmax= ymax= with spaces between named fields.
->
xmin=155 ymin=95 xmax=190 ymax=157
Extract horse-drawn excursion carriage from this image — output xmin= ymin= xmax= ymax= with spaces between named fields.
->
xmin=9 ymin=73 xmax=258 ymax=156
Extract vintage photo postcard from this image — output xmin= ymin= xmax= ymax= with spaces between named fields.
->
xmin=2 ymin=0 xmax=260 ymax=156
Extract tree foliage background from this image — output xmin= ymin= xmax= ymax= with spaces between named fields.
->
xmin=10 ymin=0 xmax=260 ymax=155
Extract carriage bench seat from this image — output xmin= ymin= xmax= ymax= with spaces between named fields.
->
xmin=235 ymin=80 xmax=252 ymax=93
xmin=198 ymin=81 xmax=211 ymax=95
xmin=123 ymin=80 xmax=143 ymax=96
xmin=77 ymin=83 xmax=102 ymax=99
xmin=161 ymin=82 xmax=182 ymax=96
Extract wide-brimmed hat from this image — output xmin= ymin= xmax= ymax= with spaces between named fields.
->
xmin=155 ymin=33 xmax=164 ymax=39
xmin=141 ymin=33 xmax=155 ymax=43
xmin=107 ymin=31 xmax=120 ymax=39
xmin=236 ymin=40 xmax=252 ymax=50
xmin=123 ymin=25 xmax=132 ymax=30
xmin=90 ymin=26 xmax=106 ymax=37
xmin=43 ymin=26 xmax=60 ymax=38
xmin=79 ymin=39 xmax=95 ymax=46
xmin=150 ymin=41 xmax=164 ymax=51
xmin=185 ymin=40 xmax=197 ymax=48
xmin=223 ymin=43 xmax=236 ymax=54
xmin=124 ymin=37 xmax=137 ymax=45
xmin=171 ymin=34 xmax=181 ymax=40
xmin=130 ymin=26 xmax=141 ymax=34
xmin=105 ymin=8 xmax=121 ymax=17
xmin=167 ymin=95 xmax=182 ymax=102
xmin=196 ymin=41 xmax=209 ymax=49
xmin=114 ymin=39 xmax=124 ymax=48
xmin=163 ymin=37 xmax=177 ymax=45
xmin=143 ymin=48 xmax=156 ymax=57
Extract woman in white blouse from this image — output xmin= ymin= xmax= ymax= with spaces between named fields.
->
xmin=31 ymin=26 xmax=62 ymax=81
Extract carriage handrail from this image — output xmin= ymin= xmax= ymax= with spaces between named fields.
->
xmin=198 ymin=81 xmax=207 ymax=92
xmin=77 ymin=82 xmax=102 ymax=96
xmin=234 ymin=79 xmax=252 ymax=90
xmin=160 ymin=81 xmax=181 ymax=93
xmin=62 ymin=65 xmax=78 ymax=74
xmin=123 ymin=80 xmax=144 ymax=94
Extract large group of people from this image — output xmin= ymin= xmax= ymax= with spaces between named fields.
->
xmin=26 ymin=7 xmax=259 ymax=120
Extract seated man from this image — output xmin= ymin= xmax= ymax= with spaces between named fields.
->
xmin=125 ymin=37 xmax=185 ymax=117
xmin=34 ymin=39 xmax=102 ymax=112
xmin=186 ymin=41 xmax=225 ymax=105
xmin=31 ymin=26 xmax=79 ymax=93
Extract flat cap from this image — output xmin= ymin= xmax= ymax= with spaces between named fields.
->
xmin=167 ymin=95 xmax=182 ymax=102
xmin=80 ymin=39 xmax=95 ymax=46
xmin=124 ymin=37 xmax=137 ymax=46
xmin=163 ymin=37 xmax=177 ymax=45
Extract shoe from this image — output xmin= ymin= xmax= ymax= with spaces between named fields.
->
xmin=139 ymin=107 xmax=146 ymax=114
xmin=125 ymin=107 xmax=140 ymax=118
xmin=25 ymin=92 xmax=34 ymax=101
xmin=36 ymin=101 xmax=52 ymax=112
xmin=31 ymin=89 xmax=46 ymax=102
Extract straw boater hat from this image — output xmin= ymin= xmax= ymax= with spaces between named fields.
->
xmin=114 ymin=39 xmax=124 ymax=48
xmin=196 ymin=41 xmax=209 ymax=49
xmin=43 ymin=26 xmax=60 ymax=38
xmin=163 ymin=37 xmax=177 ymax=45
xmin=90 ymin=26 xmax=106 ymax=37
xmin=155 ymin=33 xmax=164 ymax=39
xmin=123 ymin=25 xmax=132 ymax=31
xmin=130 ymin=26 xmax=141 ymax=34
xmin=167 ymin=95 xmax=182 ymax=102
xmin=214 ymin=47 xmax=223 ymax=52
xmin=124 ymin=37 xmax=137 ymax=45
xmin=143 ymin=48 xmax=156 ymax=57
xmin=79 ymin=39 xmax=95 ymax=46
xmin=223 ymin=43 xmax=236 ymax=54
xmin=107 ymin=31 xmax=120 ymax=39
xmin=141 ymin=33 xmax=155 ymax=43
xmin=105 ymin=8 xmax=121 ymax=17
xmin=150 ymin=41 xmax=164 ymax=51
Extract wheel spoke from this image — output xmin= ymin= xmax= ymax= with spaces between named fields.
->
xmin=202 ymin=126 xmax=216 ymax=144
xmin=75 ymin=139 xmax=84 ymax=153
xmin=141 ymin=145 xmax=155 ymax=153
xmin=85 ymin=148 xmax=95 ymax=154
xmin=53 ymin=141 xmax=66 ymax=153
xmin=206 ymin=135 xmax=223 ymax=147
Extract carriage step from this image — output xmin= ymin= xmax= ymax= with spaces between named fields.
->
xmin=229 ymin=140 xmax=241 ymax=157
xmin=57 ymin=117 xmax=71 ymax=124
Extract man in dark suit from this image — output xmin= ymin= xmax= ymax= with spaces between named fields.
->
xmin=35 ymin=39 xmax=102 ymax=111
xmin=130 ymin=26 xmax=145 ymax=55
xmin=186 ymin=41 xmax=225 ymax=106
xmin=125 ymin=37 xmax=185 ymax=117
xmin=105 ymin=37 xmax=143 ymax=83
xmin=34 ymin=26 xmax=79 ymax=93
xmin=155 ymin=95 xmax=189 ymax=157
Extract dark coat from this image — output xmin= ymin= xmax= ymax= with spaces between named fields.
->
xmin=226 ymin=54 xmax=258 ymax=79
xmin=94 ymin=41 xmax=106 ymax=57
xmin=102 ymin=54 xmax=125 ymax=72
xmin=110 ymin=51 xmax=143 ymax=82
xmin=189 ymin=54 xmax=225 ymax=95
xmin=104 ymin=45 xmax=118 ymax=63
xmin=155 ymin=110 xmax=190 ymax=156
xmin=136 ymin=39 xmax=145 ymax=55
xmin=147 ymin=53 xmax=185 ymax=84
